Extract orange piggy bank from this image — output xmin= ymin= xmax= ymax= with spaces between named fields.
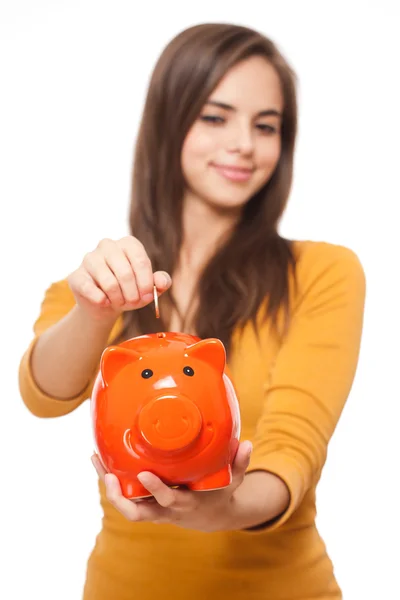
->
xmin=91 ymin=332 xmax=241 ymax=499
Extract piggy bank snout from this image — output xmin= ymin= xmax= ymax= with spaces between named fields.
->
xmin=138 ymin=395 xmax=202 ymax=451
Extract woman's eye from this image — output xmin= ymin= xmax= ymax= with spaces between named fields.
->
xmin=200 ymin=116 xmax=276 ymax=134
xmin=200 ymin=115 xmax=225 ymax=124
xmin=257 ymin=124 xmax=277 ymax=134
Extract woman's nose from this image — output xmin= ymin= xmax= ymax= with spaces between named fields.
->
xmin=226 ymin=124 xmax=254 ymax=155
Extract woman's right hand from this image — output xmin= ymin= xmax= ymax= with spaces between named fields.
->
xmin=67 ymin=236 xmax=171 ymax=321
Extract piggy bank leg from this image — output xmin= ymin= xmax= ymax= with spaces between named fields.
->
xmin=119 ymin=477 xmax=153 ymax=500
xmin=189 ymin=465 xmax=232 ymax=491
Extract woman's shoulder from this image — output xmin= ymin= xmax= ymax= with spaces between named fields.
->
xmin=38 ymin=278 xmax=77 ymax=314
xmin=31 ymin=278 xmax=77 ymax=337
xmin=43 ymin=277 xmax=74 ymax=297
xmin=291 ymin=239 xmax=366 ymax=285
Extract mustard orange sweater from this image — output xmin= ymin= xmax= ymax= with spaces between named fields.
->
xmin=18 ymin=240 xmax=366 ymax=600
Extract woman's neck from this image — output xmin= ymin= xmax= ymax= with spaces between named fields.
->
xmin=179 ymin=190 xmax=241 ymax=274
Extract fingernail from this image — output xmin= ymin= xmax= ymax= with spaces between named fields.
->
xmin=162 ymin=273 xmax=171 ymax=287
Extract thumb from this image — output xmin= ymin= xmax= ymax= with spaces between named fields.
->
xmin=231 ymin=441 xmax=253 ymax=487
xmin=153 ymin=271 xmax=172 ymax=294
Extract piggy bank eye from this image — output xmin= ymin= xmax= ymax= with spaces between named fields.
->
xmin=141 ymin=369 xmax=154 ymax=379
xmin=183 ymin=366 xmax=195 ymax=377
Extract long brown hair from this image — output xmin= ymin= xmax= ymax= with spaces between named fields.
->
xmin=115 ymin=23 xmax=298 ymax=357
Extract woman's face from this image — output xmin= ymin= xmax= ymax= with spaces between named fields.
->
xmin=181 ymin=55 xmax=284 ymax=212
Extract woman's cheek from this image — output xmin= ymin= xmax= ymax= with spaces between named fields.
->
xmin=258 ymin=140 xmax=281 ymax=173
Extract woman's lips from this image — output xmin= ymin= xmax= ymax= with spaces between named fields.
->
xmin=211 ymin=163 xmax=254 ymax=182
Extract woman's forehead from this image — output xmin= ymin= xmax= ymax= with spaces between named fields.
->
xmin=207 ymin=57 xmax=284 ymax=114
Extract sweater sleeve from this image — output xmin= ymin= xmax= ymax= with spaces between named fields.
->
xmin=18 ymin=279 xmax=122 ymax=418
xmin=246 ymin=243 xmax=366 ymax=530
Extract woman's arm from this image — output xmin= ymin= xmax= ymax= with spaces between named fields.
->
xmin=227 ymin=470 xmax=290 ymax=530
xmin=31 ymin=303 xmax=118 ymax=399
xmin=19 ymin=280 xmax=122 ymax=418
xmin=241 ymin=243 xmax=366 ymax=532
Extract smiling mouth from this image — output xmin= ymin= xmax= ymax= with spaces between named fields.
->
xmin=210 ymin=163 xmax=254 ymax=182
xmin=212 ymin=162 xmax=254 ymax=172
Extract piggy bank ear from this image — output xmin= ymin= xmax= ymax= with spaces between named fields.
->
xmin=100 ymin=346 xmax=141 ymax=385
xmin=185 ymin=338 xmax=226 ymax=374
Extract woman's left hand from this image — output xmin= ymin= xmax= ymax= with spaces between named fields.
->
xmin=91 ymin=441 xmax=253 ymax=533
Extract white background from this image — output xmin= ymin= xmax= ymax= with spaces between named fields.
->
xmin=1 ymin=1 xmax=399 ymax=598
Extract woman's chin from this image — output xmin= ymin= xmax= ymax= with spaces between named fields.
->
xmin=206 ymin=196 xmax=248 ymax=214
xmin=183 ymin=183 xmax=253 ymax=214
xmin=199 ymin=187 xmax=251 ymax=212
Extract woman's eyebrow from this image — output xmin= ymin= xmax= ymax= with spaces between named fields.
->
xmin=205 ymin=99 xmax=282 ymax=119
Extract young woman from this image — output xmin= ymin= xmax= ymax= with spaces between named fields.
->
xmin=18 ymin=22 xmax=366 ymax=600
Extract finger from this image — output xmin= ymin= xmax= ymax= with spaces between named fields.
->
xmin=104 ymin=474 xmax=142 ymax=520
xmin=83 ymin=249 xmax=125 ymax=307
xmin=153 ymin=271 xmax=172 ymax=294
xmin=104 ymin=473 xmax=167 ymax=522
xmin=120 ymin=237 xmax=155 ymax=301
xmin=91 ymin=454 xmax=107 ymax=480
xmin=231 ymin=441 xmax=253 ymax=486
xmin=134 ymin=500 xmax=171 ymax=523
xmin=102 ymin=243 xmax=141 ymax=305
xmin=69 ymin=270 xmax=110 ymax=306
xmin=137 ymin=472 xmax=185 ymax=509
